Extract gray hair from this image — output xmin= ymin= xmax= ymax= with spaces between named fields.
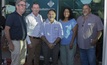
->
xmin=15 ymin=0 xmax=26 ymax=5
xmin=83 ymin=4 xmax=91 ymax=9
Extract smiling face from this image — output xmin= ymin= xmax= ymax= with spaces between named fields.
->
xmin=32 ymin=4 xmax=40 ymax=16
xmin=82 ymin=5 xmax=91 ymax=16
xmin=16 ymin=1 xmax=26 ymax=15
xmin=47 ymin=10 xmax=56 ymax=23
xmin=63 ymin=9 xmax=70 ymax=18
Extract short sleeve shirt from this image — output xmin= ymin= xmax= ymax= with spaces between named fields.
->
xmin=77 ymin=13 xmax=103 ymax=49
xmin=6 ymin=11 xmax=27 ymax=40
xmin=60 ymin=19 xmax=77 ymax=45
xmin=41 ymin=19 xmax=63 ymax=43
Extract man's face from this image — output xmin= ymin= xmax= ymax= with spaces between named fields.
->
xmin=32 ymin=4 xmax=40 ymax=15
xmin=48 ymin=11 xmax=56 ymax=22
xmin=16 ymin=1 xmax=26 ymax=14
xmin=82 ymin=5 xmax=91 ymax=16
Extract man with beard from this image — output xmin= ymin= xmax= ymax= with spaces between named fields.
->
xmin=77 ymin=4 xmax=103 ymax=65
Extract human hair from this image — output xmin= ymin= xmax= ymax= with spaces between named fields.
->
xmin=31 ymin=2 xmax=39 ymax=8
xmin=47 ymin=9 xmax=56 ymax=14
xmin=83 ymin=4 xmax=91 ymax=9
xmin=15 ymin=0 xmax=26 ymax=6
xmin=60 ymin=7 xmax=74 ymax=20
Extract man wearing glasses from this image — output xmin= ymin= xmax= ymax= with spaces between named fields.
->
xmin=4 ymin=0 xmax=27 ymax=65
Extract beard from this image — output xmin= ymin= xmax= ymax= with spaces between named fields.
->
xmin=83 ymin=13 xmax=87 ymax=16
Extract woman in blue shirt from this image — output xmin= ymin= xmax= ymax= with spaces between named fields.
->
xmin=60 ymin=7 xmax=77 ymax=65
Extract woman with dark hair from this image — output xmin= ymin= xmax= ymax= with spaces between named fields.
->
xmin=60 ymin=7 xmax=77 ymax=65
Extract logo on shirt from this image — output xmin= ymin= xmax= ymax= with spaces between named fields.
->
xmin=54 ymin=27 xmax=58 ymax=30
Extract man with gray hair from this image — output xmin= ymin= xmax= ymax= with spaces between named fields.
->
xmin=77 ymin=4 xmax=103 ymax=65
xmin=4 ymin=0 xmax=27 ymax=65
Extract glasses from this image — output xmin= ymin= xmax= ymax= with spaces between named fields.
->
xmin=18 ymin=4 xmax=26 ymax=7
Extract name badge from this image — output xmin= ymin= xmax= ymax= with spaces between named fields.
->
xmin=88 ymin=23 xmax=91 ymax=25
xmin=54 ymin=27 xmax=58 ymax=30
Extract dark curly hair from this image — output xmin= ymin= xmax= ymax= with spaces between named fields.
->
xmin=60 ymin=7 xmax=74 ymax=20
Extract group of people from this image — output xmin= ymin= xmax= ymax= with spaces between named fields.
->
xmin=3 ymin=0 xmax=103 ymax=65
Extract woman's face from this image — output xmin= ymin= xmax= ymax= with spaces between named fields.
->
xmin=63 ymin=9 xmax=70 ymax=18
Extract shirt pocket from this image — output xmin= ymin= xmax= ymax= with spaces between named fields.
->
xmin=53 ymin=26 xmax=59 ymax=35
xmin=87 ymin=23 xmax=95 ymax=30
xmin=30 ymin=20 xmax=38 ymax=29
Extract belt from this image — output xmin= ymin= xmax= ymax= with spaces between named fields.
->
xmin=29 ymin=36 xmax=40 ymax=39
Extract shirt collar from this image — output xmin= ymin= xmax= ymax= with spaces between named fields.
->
xmin=46 ymin=19 xmax=57 ymax=24
xmin=14 ymin=11 xmax=22 ymax=17
xmin=82 ymin=13 xmax=92 ymax=17
xmin=31 ymin=13 xmax=39 ymax=18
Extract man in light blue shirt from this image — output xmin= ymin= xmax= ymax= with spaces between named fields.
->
xmin=41 ymin=9 xmax=63 ymax=65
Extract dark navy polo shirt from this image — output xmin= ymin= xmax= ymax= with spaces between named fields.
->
xmin=6 ymin=11 xmax=27 ymax=40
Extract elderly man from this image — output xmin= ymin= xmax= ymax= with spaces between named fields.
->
xmin=4 ymin=0 xmax=27 ymax=65
xmin=41 ymin=9 xmax=63 ymax=65
xmin=77 ymin=4 xmax=103 ymax=65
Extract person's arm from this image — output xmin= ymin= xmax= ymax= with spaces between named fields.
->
xmin=91 ymin=31 xmax=102 ymax=46
xmin=70 ymin=24 xmax=78 ymax=49
xmin=25 ymin=16 xmax=33 ymax=48
xmin=53 ymin=22 xmax=63 ymax=45
xmin=4 ymin=26 xmax=14 ymax=51
xmin=91 ymin=16 xmax=103 ymax=46
xmin=41 ymin=36 xmax=54 ymax=49
xmin=53 ymin=37 xmax=61 ymax=45
xmin=40 ymin=22 xmax=53 ymax=49
xmin=41 ymin=36 xmax=50 ymax=45
xmin=26 ymin=35 xmax=32 ymax=48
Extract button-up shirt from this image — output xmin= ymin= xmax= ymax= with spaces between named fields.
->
xmin=26 ymin=13 xmax=43 ymax=44
xmin=41 ymin=19 xmax=63 ymax=43
xmin=77 ymin=13 xmax=103 ymax=49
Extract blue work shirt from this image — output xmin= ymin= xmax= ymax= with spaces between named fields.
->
xmin=5 ymin=11 xmax=27 ymax=40
xmin=77 ymin=13 xmax=103 ymax=49
xmin=41 ymin=19 xmax=63 ymax=43
xmin=60 ymin=19 xmax=77 ymax=45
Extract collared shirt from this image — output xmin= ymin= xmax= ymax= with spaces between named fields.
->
xmin=77 ymin=13 xmax=103 ymax=49
xmin=60 ymin=19 xmax=77 ymax=45
xmin=26 ymin=13 xmax=43 ymax=44
xmin=5 ymin=11 xmax=27 ymax=40
xmin=41 ymin=19 xmax=63 ymax=43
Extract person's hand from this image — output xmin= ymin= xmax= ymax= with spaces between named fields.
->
xmin=48 ymin=43 xmax=54 ymax=49
xmin=8 ymin=42 xmax=14 ymax=51
xmin=27 ymin=44 xmax=32 ymax=48
xmin=91 ymin=39 xmax=98 ymax=46
xmin=70 ymin=43 xmax=73 ymax=49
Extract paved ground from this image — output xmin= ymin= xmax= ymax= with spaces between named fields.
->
xmin=2 ymin=47 xmax=102 ymax=65
xmin=2 ymin=47 xmax=81 ymax=65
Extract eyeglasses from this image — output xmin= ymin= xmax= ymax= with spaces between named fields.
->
xmin=18 ymin=4 xmax=26 ymax=7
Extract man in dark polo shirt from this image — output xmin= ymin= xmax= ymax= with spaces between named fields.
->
xmin=4 ymin=0 xmax=27 ymax=65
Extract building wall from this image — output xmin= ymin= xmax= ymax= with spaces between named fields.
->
xmin=4 ymin=0 xmax=104 ymax=20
